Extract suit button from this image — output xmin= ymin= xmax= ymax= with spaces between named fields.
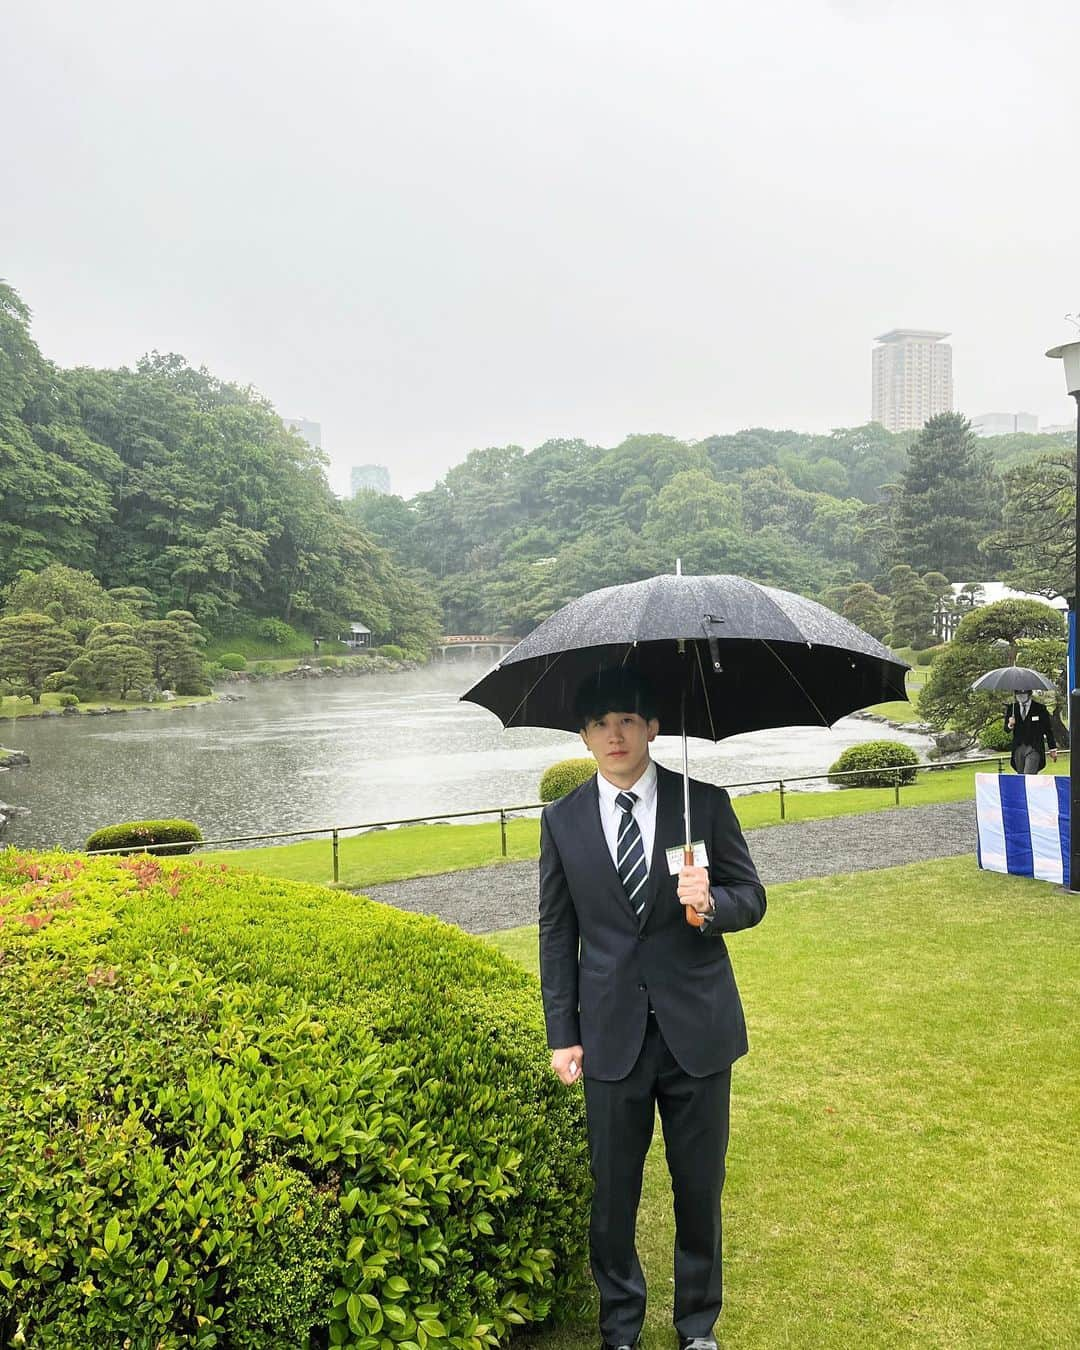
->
xmin=637 ymin=983 xmax=647 ymax=992
xmin=637 ymin=934 xmax=645 ymax=942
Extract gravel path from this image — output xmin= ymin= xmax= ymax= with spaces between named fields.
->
xmin=360 ymin=800 xmax=977 ymax=933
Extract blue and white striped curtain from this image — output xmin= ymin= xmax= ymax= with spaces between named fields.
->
xmin=975 ymin=772 xmax=1070 ymax=887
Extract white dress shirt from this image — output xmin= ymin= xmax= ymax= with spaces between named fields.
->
xmin=596 ymin=760 xmax=658 ymax=875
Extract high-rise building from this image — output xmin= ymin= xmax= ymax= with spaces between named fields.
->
xmin=971 ymin=412 xmax=1039 ymax=438
xmin=284 ymin=417 xmax=322 ymax=449
xmin=871 ymin=330 xmax=953 ymax=432
xmin=350 ymin=464 xmax=391 ymax=496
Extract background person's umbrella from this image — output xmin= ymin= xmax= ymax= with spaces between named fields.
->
xmin=970 ymin=666 xmax=1056 ymax=694
xmin=462 ymin=571 xmax=909 ymax=924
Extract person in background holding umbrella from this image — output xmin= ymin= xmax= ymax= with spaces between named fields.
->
xmin=1005 ymin=690 xmax=1059 ymax=774
xmin=538 ymin=667 xmax=766 ymax=1350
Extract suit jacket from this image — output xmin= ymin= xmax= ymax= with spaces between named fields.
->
xmin=538 ymin=762 xmax=766 ymax=1082
xmin=1005 ymin=698 xmax=1056 ymax=772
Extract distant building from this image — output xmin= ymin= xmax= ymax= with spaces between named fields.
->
xmin=1042 ymin=423 xmax=1076 ymax=437
xmin=935 ymin=581 xmax=1067 ymax=642
xmin=284 ymin=417 xmax=322 ymax=449
xmin=341 ymin=622 xmax=372 ymax=649
xmin=871 ymin=329 xmax=953 ymax=433
xmin=971 ymin=412 xmax=1039 ymax=437
xmin=350 ymin=464 xmax=391 ymax=496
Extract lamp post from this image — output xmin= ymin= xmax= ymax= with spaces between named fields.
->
xmin=1045 ymin=337 xmax=1080 ymax=891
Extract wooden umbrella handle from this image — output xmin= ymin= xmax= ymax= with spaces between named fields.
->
xmin=683 ymin=845 xmax=705 ymax=928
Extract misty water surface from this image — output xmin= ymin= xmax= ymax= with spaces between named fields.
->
xmin=0 ymin=659 xmax=931 ymax=850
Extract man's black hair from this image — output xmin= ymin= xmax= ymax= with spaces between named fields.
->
xmin=573 ymin=666 xmax=659 ymax=729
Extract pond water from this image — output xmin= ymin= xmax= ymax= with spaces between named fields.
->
xmin=0 ymin=659 xmax=931 ymax=850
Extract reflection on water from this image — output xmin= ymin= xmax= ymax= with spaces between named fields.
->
xmin=0 ymin=660 xmax=931 ymax=850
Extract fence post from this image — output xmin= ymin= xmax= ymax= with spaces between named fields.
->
xmin=332 ymin=828 xmax=340 ymax=884
xmin=778 ymin=780 xmax=785 ymax=821
xmin=894 ymin=768 xmax=901 ymax=807
xmin=997 ymin=757 xmax=1003 ymax=775
xmin=499 ymin=809 xmax=508 ymax=857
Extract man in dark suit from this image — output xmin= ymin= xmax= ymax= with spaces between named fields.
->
xmin=1005 ymin=692 xmax=1059 ymax=774
xmin=538 ymin=668 xmax=766 ymax=1350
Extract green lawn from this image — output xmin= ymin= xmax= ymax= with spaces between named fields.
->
xmin=0 ymin=691 xmax=212 ymax=720
xmin=201 ymin=758 xmax=1070 ymax=887
xmin=864 ymin=664 xmax=928 ymax=724
xmin=488 ymin=857 xmax=1080 ymax=1349
xmin=202 ymin=818 xmax=543 ymax=888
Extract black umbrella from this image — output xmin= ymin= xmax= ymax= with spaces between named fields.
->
xmin=970 ymin=666 xmax=1055 ymax=693
xmin=462 ymin=571 xmax=909 ymax=924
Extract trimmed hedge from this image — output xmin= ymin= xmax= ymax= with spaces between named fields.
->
xmin=827 ymin=739 xmax=920 ymax=788
xmin=217 ymin=652 xmax=248 ymax=671
xmin=376 ymin=644 xmax=406 ymax=661
xmin=84 ymin=819 xmax=204 ymax=856
xmin=539 ymin=759 xmax=597 ymax=803
xmin=0 ymin=851 xmax=589 ymax=1348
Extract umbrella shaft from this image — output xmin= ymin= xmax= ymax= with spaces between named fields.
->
xmin=682 ymin=731 xmax=691 ymax=851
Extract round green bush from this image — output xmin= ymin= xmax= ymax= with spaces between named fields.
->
xmin=827 ymin=740 xmax=920 ymax=788
xmin=377 ymin=643 xmax=406 ymax=661
xmin=217 ymin=652 xmax=247 ymax=671
xmin=0 ymin=850 xmax=590 ymax=1347
xmin=317 ymin=655 xmax=341 ymax=669
xmin=915 ymin=645 xmax=945 ymax=666
xmin=55 ymin=692 xmax=80 ymax=707
xmin=978 ymin=720 xmax=1013 ymax=753
xmin=539 ymin=758 xmax=597 ymax=802
xmin=257 ymin=617 xmax=296 ymax=646
xmin=84 ymin=818 xmax=204 ymax=856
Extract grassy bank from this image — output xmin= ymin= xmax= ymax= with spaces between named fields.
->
xmin=200 ymin=758 xmax=1069 ymax=889
xmin=864 ymin=664 xmax=928 ymax=724
xmin=0 ymin=691 xmax=213 ymax=720
xmin=489 ymin=856 xmax=1080 ymax=1348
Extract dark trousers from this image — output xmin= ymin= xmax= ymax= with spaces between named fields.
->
xmin=583 ymin=1016 xmax=732 ymax=1344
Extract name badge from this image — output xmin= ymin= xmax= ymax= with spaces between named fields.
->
xmin=666 ymin=840 xmax=709 ymax=875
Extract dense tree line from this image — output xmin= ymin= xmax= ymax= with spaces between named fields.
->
xmin=4 ymin=278 xmax=1069 ymax=653
xmin=0 ymin=282 xmax=441 ymax=656
xmin=351 ymin=414 xmax=1070 ymax=642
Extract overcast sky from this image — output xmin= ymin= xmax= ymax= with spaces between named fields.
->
xmin=4 ymin=0 xmax=1079 ymax=497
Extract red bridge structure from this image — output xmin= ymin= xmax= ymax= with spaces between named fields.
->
xmin=436 ymin=634 xmax=517 ymax=661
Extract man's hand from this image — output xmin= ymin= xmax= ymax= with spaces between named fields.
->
xmin=677 ymin=864 xmax=713 ymax=917
xmin=1051 ymin=748 xmax=1059 ymax=761
xmin=551 ymin=1046 xmax=584 ymax=1085
xmin=1008 ymin=717 xmax=1016 ymax=729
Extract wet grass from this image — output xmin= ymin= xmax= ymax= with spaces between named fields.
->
xmin=488 ymin=856 xmax=1080 ymax=1349
xmin=0 ymin=692 xmax=212 ymax=721
xmin=200 ymin=758 xmax=1069 ymax=888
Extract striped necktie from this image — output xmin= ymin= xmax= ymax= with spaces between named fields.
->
xmin=615 ymin=790 xmax=648 ymax=915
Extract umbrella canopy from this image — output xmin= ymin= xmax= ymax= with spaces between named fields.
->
xmin=970 ymin=665 xmax=1056 ymax=694
xmin=463 ymin=572 xmax=909 ymax=739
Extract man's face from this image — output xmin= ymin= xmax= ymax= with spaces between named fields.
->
xmin=580 ymin=708 xmax=659 ymax=787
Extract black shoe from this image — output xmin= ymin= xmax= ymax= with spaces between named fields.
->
xmin=679 ymin=1339 xmax=717 ymax=1350
xmin=601 ymin=1341 xmax=640 ymax=1350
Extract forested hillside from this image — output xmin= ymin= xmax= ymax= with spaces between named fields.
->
xmin=349 ymin=421 xmax=1071 ymax=640
xmin=4 ymin=279 xmax=1069 ymax=652
xmin=0 ymin=282 xmax=440 ymax=655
